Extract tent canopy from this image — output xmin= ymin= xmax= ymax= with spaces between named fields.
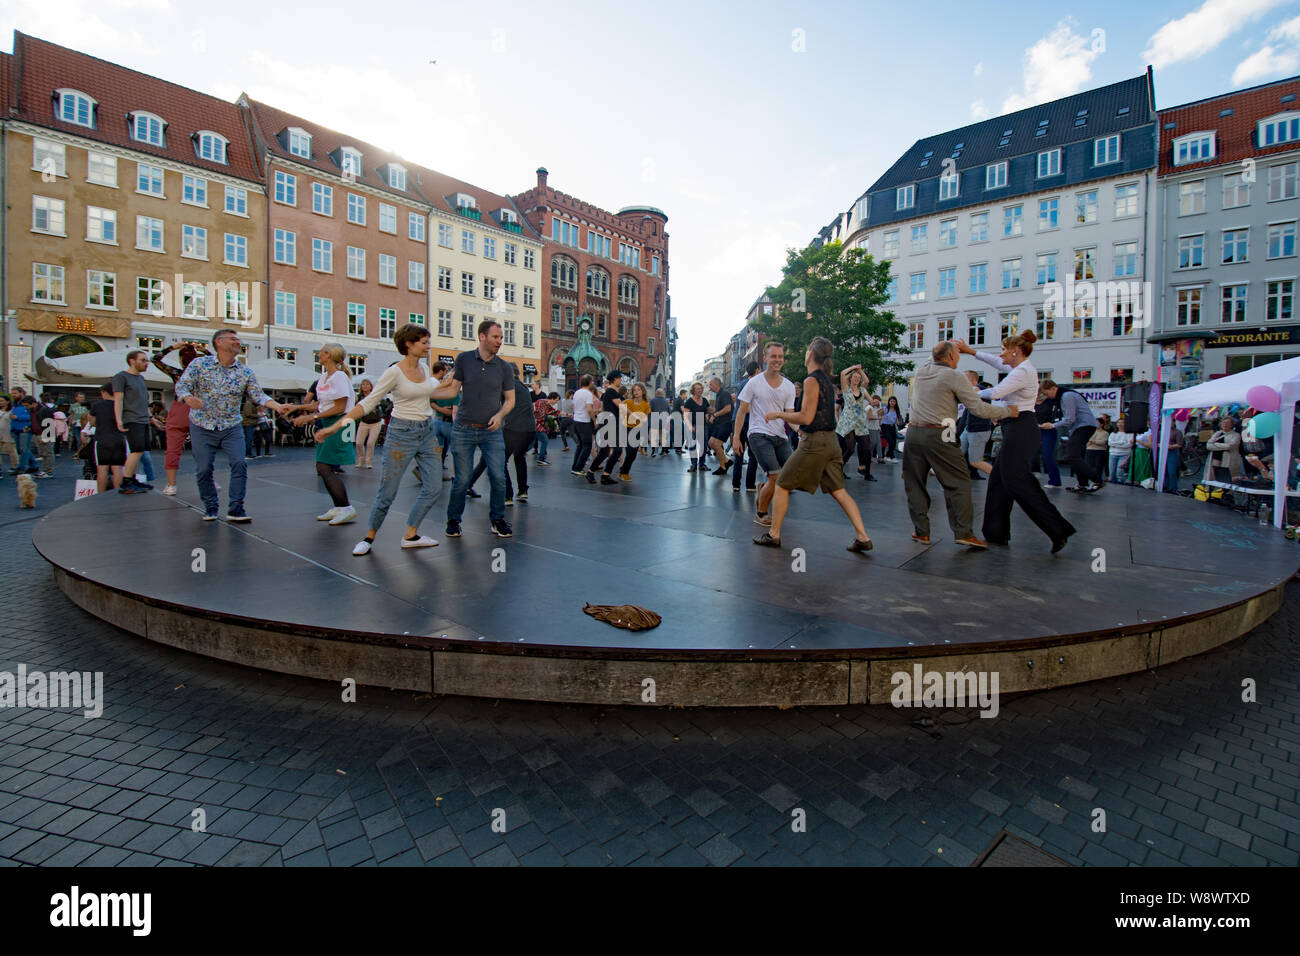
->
xmin=36 ymin=349 xmax=174 ymax=387
xmin=1161 ymin=357 xmax=1300 ymax=410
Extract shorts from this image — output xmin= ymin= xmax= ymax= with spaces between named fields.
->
xmin=709 ymin=420 xmax=733 ymax=442
xmin=123 ymin=422 xmax=150 ymax=453
xmin=776 ymin=430 xmax=844 ymax=494
xmin=748 ymin=432 xmax=793 ymax=476
xmin=93 ymin=437 xmax=127 ymax=468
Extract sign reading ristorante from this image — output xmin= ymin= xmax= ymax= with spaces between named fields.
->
xmin=1206 ymin=325 xmax=1300 ymax=348
xmin=17 ymin=311 xmax=132 ymax=338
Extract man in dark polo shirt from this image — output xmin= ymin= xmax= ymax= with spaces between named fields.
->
xmin=433 ymin=319 xmax=515 ymax=538
xmin=707 ymin=376 xmax=734 ymax=474
xmin=112 ymin=350 xmax=154 ymax=493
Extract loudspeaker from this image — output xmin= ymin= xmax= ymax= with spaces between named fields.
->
xmin=1123 ymin=384 xmax=1150 ymax=433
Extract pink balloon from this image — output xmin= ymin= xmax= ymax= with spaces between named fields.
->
xmin=1246 ymin=385 xmax=1280 ymax=413
xmin=1174 ymin=407 xmax=1191 ymax=422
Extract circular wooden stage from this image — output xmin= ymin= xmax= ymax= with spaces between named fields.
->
xmin=33 ymin=452 xmax=1300 ymax=707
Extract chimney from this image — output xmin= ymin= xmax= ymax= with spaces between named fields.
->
xmin=536 ymin=167 xmax=549 ymax=190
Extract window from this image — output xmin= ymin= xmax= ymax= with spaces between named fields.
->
xmin=1073 ymin=305 xmax=1094 ymax=338
xmin=288 ymin=128 xmax=311 ymax=158
xmin=618 ymin=276 xmax=639 ymax=305
xmin=1003 ymin=205 xmax=1023 ymax=237
xmin=312 ymin=238 xmax=333 ymax=272
xmin=275 ymin=347 xmax=298 ymax=362
xmin=379 ymin=307 xmax=397 ymax=338
xmin=1036 ymin=308 xmax=1055 ymax=340
xmin=274 ymin=170 xmax=296 ymax=205
xmin=347 ymin=303 xmax=365 ymax=335
xmin=937 ymin=317 xmax=954 ymax=340
xmin=181 ymin=282 xmax=205 ymax=318
xmin=33 ymin=263 xmax=65 ymax=303
xmin=56 ymin=89 xmax=95 ymax=127
xmin=1172 ymin=132 xmax=1215 ymax=166
xmin=182 ymin=174 xmax=206 ymax=206
xmin=1037 ymin=253 xmax=1057 ymax=285
xmin=940 ymin=218 xmax=957 ymax=247
xmin=181 ymin=224 xmax=207 ymax=258
xmin=1074 ymin=247 xmax=1095 ymax=280
xmin=388 ymin=165 xmax=406 ymax=190
xmin=1114 ymin=183 xmax=1138 ymax=218
xmin=340 ymin=147 xmax=362 ymax=179
xmin=1072 ymin=369 xmax=1092 ymax=385
xmin=587 ymin=268 xmax=609 ymax=298
xmin=347 ymin=194 xmax=366 ymax=226
xmin=312 ymin=182 xmax=333 ymax=216
xmin=1176 ymin=287 xmax=1203 ymax=325
xmin=1267 ymin=280 xmax=1294 ymax=321
xmin=999 ymin=311 xmax=1017 ymax=337
xmin=437 ymin=310 xmax=453 ymax=336
xmin=131 ymin=112 xmax=165 ymax=147
xmin=87 ymin=270 xmax=115 ymax=309
xmin=1223 ymin=172 xmax=1250 ymax=208
xmin=437 ymin=266 xmax=452 ymax=291
xmin=341 ymin=355 xmax=363 ymax=378
xmin=524 ymin=287 xmax=535 ymax=308
xmin=378 ymin=253 xmax=397 ymax=286
xmin=409 ymin=213 xmax=425 ymax=241
xmin=1095 ymin=135 xmax=1120 ymax=166
xmin=1178 ymin=235 xmax=1205 ymax=269
xmin=379 ymin=203 xmax=397 ymax=233
xmin=909 ymin=272 xmax=926 ymax=302
xmin=1222 ymin=285 xmax=1248 ymax=323
xmin=461 ymin=314 xmax=475 ymax=339
xmin=587 ymin=232 xmax=611 ymax=258
xmin=503 ymin=321 xmax=516 ymax=346
xmin=885 ymin=278 xmax=897 ymax=303
xmin=136 ymin=276 xmax=163 ymax=314
xmin=551 ymin=258 xmax=577 ymax=290
xmin=225 ymin=233 xmax=247 ymax=267
xmin=225 ymin=185 xmax=247 ymax=216
xmin=986 ymin=162 xmax=1007 ymax=190
xmin=274 ymin=291 xmax=296 ymax=327
xmin=1258 ymin=113 xmax=1300 ymax=147
xmin=939 ymin=172 xmax=959 ymax=200
xmin=32 ymin=196 xmax=66 ymax=235
xmin=409 ymin=261 xmax=425 ymax=291
xmin=1113 ymin=241 xmax=1137 ymax=277
xmin=596 ymin=315 xmax=607 ymax=337
xmin=1002 ymin=258 xmax=1021 ymax=290
xmin=137 ymin=163 xmax=164 ymax=197
xmin=274 ymin=228 xmax=296 ymax=265
xmin=618 ymin=316 xmax=625 ymax=340
xmin=462 ymin=230 xmax=475 ymax=254
xmin=462 ymin=272 xmax=474 ymax=295
xmin=410 ymin=312 xmax=426 ymax=328
xmin=224 ymin=288 xmax=249 ymax=324
xmin=896 ymin=185 xmax=915 ymax=210
xmin=347 ymin=246 xmax=366 ymax=280
xmin=1112 ymin=301 xmax=1135 ymax=336
xmin=1179 ymin=180 xmax=1205 ymax=215
xmin=136 ymin=215 xmax=164 ymax=252
xmin=970 ymin=212 xmax=989 ymax=242
xmin=437 ymin=222 xmax=453 ymax=247
xmin=313 ymin=297 xmax=332 ymax=332
xmin=969 ymin=314 xmax=986 ymax=346
xmin=1268 ymin=163 xmax=1298 ymax=201
xmin=483 ymin=277 xmax=496 ymax=301
xmin=855 ymin=197 xmax=869 ymax=222
xmin=1268 ymin=221 xmax=1296 ymax=258
xmin=882 ymin=230 xmax=900 ymax=258
xmin=523 ymin=248 xmax=536 ymax=270
xmin=969 ymin=262 xmax=987 ymax=294
xmin=907 ymin=321 xmax=925 ymax=350
xmin=33 ymin=139 xmax=66 ymax=177
xmin=503 ymin=242 xmax=517 ymax=265
xmin=1037 ymin=149 xmax=1061 ymax=177
xmin=195 ymin=132 xmax=227 ymax=164
xmin=911 ymin=224 xmax=927 ymax=253
xmin=1075 ymin=190 xmax=1098 ymax=224
xmin=87 ymin=151 xmax=116 ymax=186
xmin=1039 ymin=198 xmax=1059 ymax=229
xmin=550 ymin=305 xmax=561 ymax=329
xmin=483 ymin=236 xmax=497 ymax=260
xmin=938 ymin=266 xmax=956 ymax=297
xmin=618 ymin=243 xmax=641 ymax=268
xmin=1219 ymin=228 xmax=1249 ymax=264
xmin=652 ymin=256 xmax=661 ymax=276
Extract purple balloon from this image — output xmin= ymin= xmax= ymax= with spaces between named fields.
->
xmin=1246 ymin=385 xmax=1280 ymax=413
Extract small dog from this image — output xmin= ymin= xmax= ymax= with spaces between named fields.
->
xmin=16 ymin=474 xmax=37 ymax=509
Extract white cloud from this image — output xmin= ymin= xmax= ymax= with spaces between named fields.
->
xmin=970 ymin=99 xmax=990 ymax=120
xmin=1232 ymin=15 xmax=1300 ymax=84
xmin=973 ymin=61 xmax=984 ymax=77
xmin=1001 ymin=19 xmax=1103 ymax=114
xmin=1142 ymin=0 xmax=1290 ymax=69
xmin=0 ymin=0 xmax=153 ymax=58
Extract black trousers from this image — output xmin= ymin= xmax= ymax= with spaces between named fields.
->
xmin=1065 ymin=426 xmax=1100 ymax=487
xmin=590 ymin=443 xmax=635 ymax=475
xmin=881 ymin=424 xmax=899 ymax=459
xmin=982 ymin=413 xmax=1075 ymax=545
xmin=840 ymin=432 xmax=872 ymax=477
xmin=472 ymin=428 xmax=531 ymax=497
xmin=731 ymin=434 xmax=759 ymax=488
xmin=572 ymin=421 xmax=595 ymax=471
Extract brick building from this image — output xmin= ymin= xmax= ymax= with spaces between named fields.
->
xmin=512 ymin=169 xmax=669 ymax=393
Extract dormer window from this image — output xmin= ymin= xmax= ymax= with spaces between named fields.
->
xmin=195 ymin=131 xmax=228 ymax=165
xmin=55 ymin=89 xmax=95 ymax=128
xmin=455 ymin=193 xmax=477 ymax=210
xmin=1259 ymin=112 xmax=1300 ymax=147
xmin=1173 ymin=132 xmax=1215 ymax=166
xmin=896 ymin=184 xmax=915 ymax=210
xmin=131 ymin=111 xmax=166 ymax=147
xmin=386 ymin=164 xmax=406 ymax=190
xmin=499 ymin=208 xmax=517 ymax=224
xmin=340 ymin=147 xmax=363 ymax=178
xmin=288 ymin=128 xmax=312 ymax=159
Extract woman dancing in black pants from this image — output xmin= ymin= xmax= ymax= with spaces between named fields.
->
xmin=957 ymin=332 xmax=1075 ymax=553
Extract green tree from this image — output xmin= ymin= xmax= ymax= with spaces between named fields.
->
xmin=751 ymin=240 xmax=911 ymax=387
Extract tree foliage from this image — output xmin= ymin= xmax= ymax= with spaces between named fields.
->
xmin=751 ymin=240 xmax=912 ymax=387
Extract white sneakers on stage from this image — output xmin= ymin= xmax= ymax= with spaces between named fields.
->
xmin=400 ymin=535 xmax=438 ymax=549
xmin=328 ymin=506 xmax=357 ymax=525
xmin=318 ymin=507 xmax=339 ymax=521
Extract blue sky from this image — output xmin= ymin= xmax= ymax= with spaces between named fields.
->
xmin=3 ymin=0 xmax=1299 ymax=375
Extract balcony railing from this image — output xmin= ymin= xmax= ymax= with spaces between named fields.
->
xmin=457 ymin=206 xmax=481 ymax=221
xmin=503 ymin=221 xmax=523 ymax=233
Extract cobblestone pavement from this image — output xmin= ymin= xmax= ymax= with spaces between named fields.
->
xmin=1 ymin=455 xmax=1298 ymax=866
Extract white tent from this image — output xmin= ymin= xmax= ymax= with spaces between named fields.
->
xmin=35 ymin=349 xmax=175 ymax=387
xmin=241 ymin=358 xmax=318 ymax=392
xmin=1157 ymin=357 xmax=1300 ymax=528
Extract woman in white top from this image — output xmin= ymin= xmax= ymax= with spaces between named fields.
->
xmin=315 ymin=324 xmax=442 ymax=555
xmin=569 ymin=374 xmax=600 ymax=475
xmin=282 ymin=344 xmax=357 ymax=526
xmin=958 ymin=330 xmax=1075 ymax=552
xmin=1108 ymin=421 xmax=1135 ymax=484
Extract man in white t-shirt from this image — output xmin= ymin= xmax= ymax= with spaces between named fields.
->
xmin=733 ymin=341 xmax=797 ymax=527
xmin=569 ymin=374 xmax=601 ymax=475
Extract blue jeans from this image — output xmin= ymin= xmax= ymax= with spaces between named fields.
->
xmin=368 ymin=416 xmax=442 ymax=533
xmin=434 ymin=416 xmax=453 ymax=469
xmin=139 ymin=450 xmax=156 ymax=482
xmin=536 ymin=430 xmax=549 ymax=461
xmin=15 ymin=432 xmax=35 ymax=471
xmin=1163 ymin=450 xmax=1180 ymax=492
xmin=1039 ymin=429 xmax=1061 ymax=485
xmin=243 ymin=425 xmax=257 ymax=454
xmin=190 ymin=424 xmax=247 ymax=513
xmin=448 ymin=423 xmax=506 ymax=523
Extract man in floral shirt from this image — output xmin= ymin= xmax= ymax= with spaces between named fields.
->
xmin=174 ymin=330 xmax=289 ymax=522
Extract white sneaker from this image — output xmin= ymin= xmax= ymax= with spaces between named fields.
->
xmin=162 ymin=485 xmax=177 ymax=495
xmin=329 ymin=506 xmax=357 ymax=525
xmin=317 ymin=507 xmax=339 ymax=521
xmin=352 ymin=539 xmax=373 ymax=556
xmin=400 ymin=534 xmax=438 ymax=549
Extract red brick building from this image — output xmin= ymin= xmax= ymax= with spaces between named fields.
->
xmin=512 ymin=168 xmax=669 ymax=392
